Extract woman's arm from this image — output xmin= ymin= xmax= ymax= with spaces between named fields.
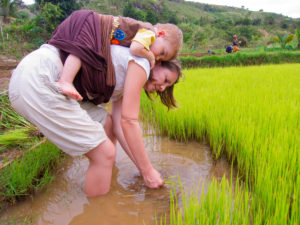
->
xmin=111 ymin=98 xmax=138 ymax=166
xmin=120 ymin=61 xmax=164 ymax=188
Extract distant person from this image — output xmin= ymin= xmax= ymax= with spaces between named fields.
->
xmin=49 ymin=10 xmax=183 ymax=101
xmin=232 ymin=34 xmax=240 ymax=52
xmin=226 ymin=45 xmax=233 ymax=53
xmin=232 ymin=34 xmax=239 ymax=46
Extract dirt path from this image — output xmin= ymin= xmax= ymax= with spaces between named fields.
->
xmin=0 ymin=55 xmax=18 ymax=91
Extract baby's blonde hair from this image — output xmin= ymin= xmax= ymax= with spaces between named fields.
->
xmin=154 ymin=23 xmax=183 ymax=58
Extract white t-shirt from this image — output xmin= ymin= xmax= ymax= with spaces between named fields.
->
xmin=110 ymin=45 xmax=150 ymax=101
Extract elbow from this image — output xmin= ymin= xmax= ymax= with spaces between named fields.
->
xmin=121 ymin=118 xmax=137 ymax=131
xmin=120 ymin=118 xmax=129 ymax=130
xmin=130 ymin=46 xmax=138 ymax=56
xmin=130 ymin=42 xmax=143 ymax=56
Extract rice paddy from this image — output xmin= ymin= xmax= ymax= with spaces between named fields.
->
xmin=141 ymin=63 xmax=300 ymax=224
xmin=0 ymin=94 xmax=64 ymax=211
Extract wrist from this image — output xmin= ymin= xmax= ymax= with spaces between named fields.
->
xmin=139 ymin=164 xmax=153 ymax=176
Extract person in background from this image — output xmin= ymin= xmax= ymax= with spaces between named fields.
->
xmin=49 ymin=10 xmax=183 ymax=101
xmin=232 ymin=34 xmax=240 ymax=52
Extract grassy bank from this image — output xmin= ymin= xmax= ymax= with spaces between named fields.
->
xmin=0 ymin=94 xmax=64 ymax=211
xmin=180 ymin=51 xmax=300 ymax=68
xmin=142 ymin=64 xmax=299 ymax=224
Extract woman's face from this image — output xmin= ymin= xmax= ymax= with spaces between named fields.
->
xmin=143 ymin=64 xmax=178 ymax=93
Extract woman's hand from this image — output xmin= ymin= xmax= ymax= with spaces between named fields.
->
xmin=143 ymin=167 xmax=164 ymax=188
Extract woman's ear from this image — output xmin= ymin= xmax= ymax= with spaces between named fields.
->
xmin=158 ymin=30 xmax=166 ymax=37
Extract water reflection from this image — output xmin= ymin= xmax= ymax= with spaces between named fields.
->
xmin=1 ymin=127 xmax=235 ymax=225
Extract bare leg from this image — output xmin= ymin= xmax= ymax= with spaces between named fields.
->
xmin=58 ymin=54 xmax=83 ymax=101
xmin=84 ymin=114 xmax=116 ymax=197
xmin=84 ymin=143 xmax=116 ymax=197
xmin=104 ymin=114 xmax=116 ymax=145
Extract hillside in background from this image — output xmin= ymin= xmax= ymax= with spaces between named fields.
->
xmin=82 ymin=0 xmax=300 ymax=52
xmin=1 ymin=0 xmax=299 ymax=57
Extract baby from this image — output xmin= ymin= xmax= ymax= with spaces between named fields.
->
xmin=56 ymin=13 xmax=183 ymax=101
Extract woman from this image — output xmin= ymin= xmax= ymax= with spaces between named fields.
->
xmin=8 ymin=44 xmax=182 ymax=197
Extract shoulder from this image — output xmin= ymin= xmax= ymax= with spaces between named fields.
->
xmin=111 ymin=45 xmax=150 ymax=78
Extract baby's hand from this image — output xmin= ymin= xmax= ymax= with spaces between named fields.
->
xmin=58 ymin=81 xmax=83 ymax=101
xmin=148 ymin=51 xmax=156 ymax=69
xmin=150 ymin=58 xmax=155 ymax=69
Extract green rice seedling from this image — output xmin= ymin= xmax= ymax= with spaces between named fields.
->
xmin=0 ymin=141 xmax=64 ymax=209
xmin=0 ymin=94 xmax=31 ymax=129
xmin=180 ymin=51 xmax=300 ymax=69
xmin=158 ymin=175 xmax=250 ymax=225
xmin=142 ymin=64 xmax=300 ymax=224
xmin=0 ymin=128 xmax=39 ymax=152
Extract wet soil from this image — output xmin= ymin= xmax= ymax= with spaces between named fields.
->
xmin=0 ymin=54 xmax=17 ymax=91
xmin=0 ymin=55 xmax=17 ymax=167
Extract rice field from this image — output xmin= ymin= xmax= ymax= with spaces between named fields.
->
xmin=141 ymin=64 xmax=300 ymax=224
xmin=0 ymin=94 xmax=64 ymax=210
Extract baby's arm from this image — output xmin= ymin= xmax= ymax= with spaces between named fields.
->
xmin=130 ymin=41 xmax=155 ymax=69
xmin=58 ymin=54 xmax=83 ymax=101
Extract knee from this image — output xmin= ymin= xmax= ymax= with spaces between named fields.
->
xmin=87 ymin=139 xmax=116 ymax=164
xmin=102 ymin=141 xmax=116 ymax=162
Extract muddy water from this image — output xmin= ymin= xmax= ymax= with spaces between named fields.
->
xmin=1 ymin=127 xmax=235 ymax=225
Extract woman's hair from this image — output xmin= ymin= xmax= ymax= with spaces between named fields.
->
xmin=145 ymin=58 xmax=182 ymax=109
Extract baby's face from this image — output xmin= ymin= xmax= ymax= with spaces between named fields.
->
xmin=150 ymin=37 xmax=174 ymax=62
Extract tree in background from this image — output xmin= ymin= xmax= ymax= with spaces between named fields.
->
xmin=35 ymin=0 xmax=80 ymax=22
xmin=0 ymin=0 xmax=22 ymax=23
xmin=123 ymin=2 xmax=145 ymax=21
xmin=145 ymin=8 xmax=157 ymax=25
xmin=275 ymin=33 xmax=295 ymax=49
xmin=40 ymin=1 xmax=62 ymax=32
xmin=264 ymin=15 xmax=275 ymax=25
xmin=295 ymin=29 xmax=300 ymax=49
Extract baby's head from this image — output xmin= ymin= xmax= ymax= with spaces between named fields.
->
xmin=151 ymin=23 xmax=183 ymax=62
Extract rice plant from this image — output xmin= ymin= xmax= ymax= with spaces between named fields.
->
xmin=142 ymin=64 xmax=300 ymax=224
xmin=0 ymin=141 xmax=63 ymax=209
xmin=0 ymin=94 xmax=31 ymax=129
xmin=0 ymin=93 xmax=63 ymax=209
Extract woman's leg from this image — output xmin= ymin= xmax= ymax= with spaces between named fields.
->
xmin=84 ymin=138 xmax=116 ymax=197
xmin=104 ymin=114 xmax=117 ymax=145
xmin=84 ymin=114 xmax=117 ymax=197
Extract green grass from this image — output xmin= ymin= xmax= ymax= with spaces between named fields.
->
xmin=0 ymin=141 xmax=64 ymax=209
xmin=0 ymin=93 xmax=64 ymax=210
xmin=180 ymin=51 xmax=300 ymax=68
xmin=0 ymin=94 xmax=32 ymax=129
xmin=159 ymin=175 xmax=250 ymax=225
xmin=142 ymin=64 xmax=300 ymax=224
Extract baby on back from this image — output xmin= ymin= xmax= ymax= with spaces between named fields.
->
xmin=56 ymin=12 xmax=183 ymax=101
